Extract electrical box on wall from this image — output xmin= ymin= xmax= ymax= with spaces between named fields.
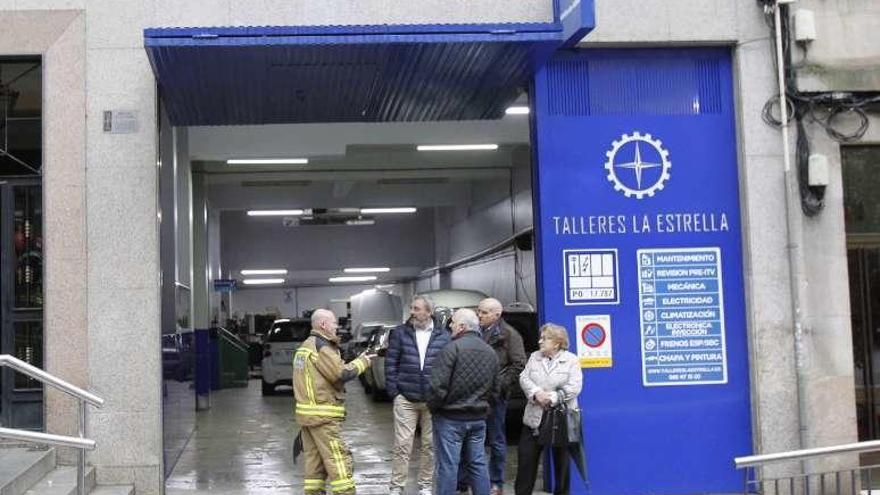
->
xmin=808 ymin=154 xmax=830 ymax=187
xmin=794 ymin=9 xmax=817 ymax=42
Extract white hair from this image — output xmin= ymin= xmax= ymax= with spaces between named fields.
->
xmin=453 ymin=308 xmax=479 ymax=333
xmin=412 ymin=295 xmax=435 ymax=313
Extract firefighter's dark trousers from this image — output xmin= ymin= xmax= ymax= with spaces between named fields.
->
xmin=302 ymin=421 xmax=355 ymax=494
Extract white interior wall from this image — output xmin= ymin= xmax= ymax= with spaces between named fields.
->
xmin=424 ymin=145 xmax=535 ymax=305
xmin=230 ymin=283 xmax=410 ymax=320
xmin=220 ymin=209 xmax=435 ymax=285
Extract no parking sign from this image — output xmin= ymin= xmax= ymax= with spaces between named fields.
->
xmin=576 ymin=315 xmax=613 ymax=368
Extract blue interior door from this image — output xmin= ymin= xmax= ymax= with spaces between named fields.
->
xmin=531 ymin=48 xmax=752 ymax=494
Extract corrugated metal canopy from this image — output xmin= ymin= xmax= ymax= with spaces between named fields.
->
xmin=144 ymin=20 xmax=583 ymax=126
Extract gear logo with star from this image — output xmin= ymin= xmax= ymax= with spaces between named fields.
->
xmin=604 ymin=131 xmax=672 ymax=199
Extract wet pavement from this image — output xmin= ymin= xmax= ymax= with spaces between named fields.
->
xmin=166 ymin=379 xmax=543 ymax=494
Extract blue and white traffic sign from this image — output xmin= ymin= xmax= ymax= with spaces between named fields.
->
xmin=576 ymin=314 xmax=613 ymax=368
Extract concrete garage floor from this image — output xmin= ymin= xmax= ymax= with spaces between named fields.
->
xmin=166 ymin=379 xmax=545 ymax=494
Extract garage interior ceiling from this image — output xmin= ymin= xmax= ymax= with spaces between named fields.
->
xmin=198 ymin=116 xmax=532 ymax=287
xmin=194 ymin=117 xmax=530 ymax=211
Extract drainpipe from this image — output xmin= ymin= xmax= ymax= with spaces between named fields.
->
xmin=773 ymin=0 xmax=809 ymax=458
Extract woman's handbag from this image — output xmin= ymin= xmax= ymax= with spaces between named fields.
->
xmin=537 ymin=400 xmax=582 ymax=447
xmin=565 ymin=405 xmax=582 ymax=444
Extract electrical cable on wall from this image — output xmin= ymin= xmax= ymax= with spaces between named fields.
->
xmin=758 ymin=0 xmax=880 ymax=217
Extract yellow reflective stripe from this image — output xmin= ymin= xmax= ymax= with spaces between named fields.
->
xmin=305 ymin=366 xmax=315 ymax=404
xmin=334 ymin=438 xmax=349 ymax=479
xmin=330 ymin=439 xmax=346 ymax=481
xmin=296 ymin=411 xmax=345 ymax=418
xmin=297 ymin=347 xmax=319 ymax=404
xmin=296 ymin=405 xmax=345 ymax=418
xmin=303 ymin=478 xmax=324 ymax=487
xmin=329 ymin=438 xmax=341 ymax=480
xmin=331 ymin=481 xmax=354 ymax=492
xmin=330 ymin=478 xmax=355 ymax=490
xmin=297 ymin=412 xmax=342 ymax=418
xmin=296 ymin=412 xmax=345 ymax=419
xmin=296 ymin=348 xmax=318 ymax=358
xmin=304 ymin=362 xmax=316 ymax=404
xmin=353 ymin=359 xmax=366 ymax=374
xmin=296 ymin=404 xmax=345 ymax=413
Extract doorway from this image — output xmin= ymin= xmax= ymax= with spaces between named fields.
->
xmin=844 ymin=145 xmax=880 ymax=441
xmin=0 ymin=57 xmax=43 ymax=430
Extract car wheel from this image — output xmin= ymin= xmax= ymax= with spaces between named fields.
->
xmin=261 ymin=379 xmax=275 ymax=396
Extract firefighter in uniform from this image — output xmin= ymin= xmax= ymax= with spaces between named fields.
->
xmin=293 ymin=308 xmax=372 ymax=495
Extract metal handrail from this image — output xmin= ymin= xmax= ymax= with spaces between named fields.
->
xmin=0 ymin=354 xmax=104 ymax=495
xmin=0 ymin=355 xmax=104 ymax=407
xmin=0 ymin=427 xmax=96 ymax=450
xmin=735 ymin=440 xmax=880 ymax=468
xmin=216 ymin=326 xmax=248 ymax=353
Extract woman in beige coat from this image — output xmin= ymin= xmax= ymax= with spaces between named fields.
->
xmin=514 ymin=323 xmax=583 ymax=495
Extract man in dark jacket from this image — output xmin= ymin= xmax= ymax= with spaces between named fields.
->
xmin=385 ymin=295 xmax=451 ymax=495
xmin=428 ymin=308 xmax=499 ymax=495
xmin=458 ymin=297 xmax=527 ymax=494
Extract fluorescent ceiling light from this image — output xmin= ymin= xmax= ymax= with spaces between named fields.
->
xmin=345 ymin=219 xmax=376 ymax=226
xmin=360 ymin=207 xmax=417 ymax=214
xmin=227 ymin=158 xmax=309 ymax=165
xmin=247 ymin=209 xmax=304 ymax=216
xmin=242 ymin=278 xmax=285 ymax=285
xmin=329 ymin=276 xmax=377 ymax=283
xmin=344 ymin=267 xmax=391 ymax=273
xmin=241 ymin=269 xmax=288 ymax=276
xmin=505 ymin=106 xmax=530 ymax=115
xmin=416 ymin=144 xmax=499 ymax=152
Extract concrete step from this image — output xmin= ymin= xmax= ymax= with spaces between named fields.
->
xmin=23 ymin=467 xmax=95 ymax=495
xmin=89 ymin=486 xmax=133 ymax=495
xmin=0 ymin=448 xmax=56 ymax=495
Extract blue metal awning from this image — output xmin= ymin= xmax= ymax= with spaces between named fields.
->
xmin=144 ymin=2 xmax=593 ymax=126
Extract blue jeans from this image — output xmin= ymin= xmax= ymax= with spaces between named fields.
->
xmin=433 ymin=414 xmax=490 ymax=495
xmin=458 ymin=398 xmax=507 ymax=488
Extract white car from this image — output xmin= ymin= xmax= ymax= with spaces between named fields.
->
xmin=261 ymin=318 xmax=311 ymax=395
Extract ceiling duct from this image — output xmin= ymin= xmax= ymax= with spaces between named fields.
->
xmin=282 ymin=207 xmax=372 ymax=227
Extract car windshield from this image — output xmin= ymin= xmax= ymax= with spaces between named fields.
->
xmin=267 ymin=321 xmax=311 ymax=343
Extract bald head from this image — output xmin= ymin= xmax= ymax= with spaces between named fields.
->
xmin=477 ymin=298 xmax=503 ymax=328
xmin=311 ymin=309 xmax=338 ymax=336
